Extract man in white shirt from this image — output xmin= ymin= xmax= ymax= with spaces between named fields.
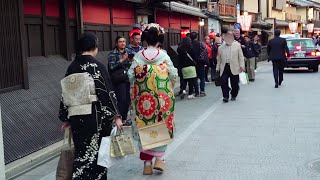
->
xmin=216 ymin=30 xmax=245 ymax=103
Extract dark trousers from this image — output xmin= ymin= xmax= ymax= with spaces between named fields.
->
xmin=179 ymin=77 xmax=186 ymax=93
xmin=114 ymin=82 xmax=131 ymax=120
xmin=221 ymin=64 xmax=240 ymax=99
xmin=272 ymin=60 xmax=285 ymax=84
xmin=181 ymin=77 xmax=197 ymax=95
xmin=205 ymin=65 xmax=216 ymax=81
xmin=195 ymin=66 xmax=206 ymax=94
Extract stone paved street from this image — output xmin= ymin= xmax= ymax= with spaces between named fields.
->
xmin=15 ymin=62 xmax=320 ymax=180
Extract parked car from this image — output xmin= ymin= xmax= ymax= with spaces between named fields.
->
xmin=281 ymin=33 xmax=300 ymax=39
xmin=286 ymin=38 xmax=320 ymax=72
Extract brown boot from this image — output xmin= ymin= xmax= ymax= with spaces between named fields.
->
xmin=143 ymin=162 xmax=153 ymax=175
xmin=153 ymin=158 xmax=165 ymax=172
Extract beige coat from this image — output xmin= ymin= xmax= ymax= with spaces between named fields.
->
xmin=216 ymin=41 xmax=245 ymax=77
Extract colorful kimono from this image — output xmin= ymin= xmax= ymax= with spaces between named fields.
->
xmin=59 ymin=55 xmax=120 ymax=180
xmin=128 ymin=49 xmax=178 ymax=158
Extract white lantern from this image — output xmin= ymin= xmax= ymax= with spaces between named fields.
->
xmin=288 ymin=22 xmax=298 ymax=33
xmin=307 ymin=23 xmax=314 ymax=33
xmin=238 ymin=15 xmax=252 ymax=32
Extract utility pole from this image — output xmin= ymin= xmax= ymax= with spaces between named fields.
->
xmin=0 ymin=105 xmax=5 ymax=180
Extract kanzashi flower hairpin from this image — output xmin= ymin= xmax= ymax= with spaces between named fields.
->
xmin=141 ymin=23 xmax=165 ymax=34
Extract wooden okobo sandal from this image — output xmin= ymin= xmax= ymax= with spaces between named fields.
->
xmin=153 ymin=158 xmax=165 ymax=172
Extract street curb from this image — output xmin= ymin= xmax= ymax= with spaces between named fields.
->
xmin=7 ymin=81 xmax=181 ymax=180
xmin=5 ymin=140 xmax=63 ymax=180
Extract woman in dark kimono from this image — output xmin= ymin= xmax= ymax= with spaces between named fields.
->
xmin=59 ymin=32 xmax=123 ymax=180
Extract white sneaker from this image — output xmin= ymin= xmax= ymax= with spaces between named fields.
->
xmin=181 ymin=90 xmax=187 ymax=99
xmin=187 ymin=94 xmax=195 ymax=99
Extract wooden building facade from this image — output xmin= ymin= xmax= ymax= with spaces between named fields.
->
xmin=1 ymin=0 xmax=205 ymax=93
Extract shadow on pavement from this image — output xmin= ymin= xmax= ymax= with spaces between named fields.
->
xmin=284 ymin=68 xmax=317 ymax=73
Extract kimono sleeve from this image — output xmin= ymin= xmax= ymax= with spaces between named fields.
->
xmin=128 ymin=58 xmax=138 ymax=83
xmin=166 ymin=55 xmax=178 ymax=84
xmin=94 ymin=63 xmax=121 ymax=119
xmin=59 ymin=98 xmax=69 ymax=122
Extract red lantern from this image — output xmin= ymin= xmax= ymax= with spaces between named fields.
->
xmin=181 ymin=29 xmax=190 ymax=39
xmin=129 ymin=28 xmax=142 ymax=38
xmin=209 ymin=31 xmax=216 ymax=39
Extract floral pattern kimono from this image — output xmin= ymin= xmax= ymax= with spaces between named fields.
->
xmin=128 ymin=49 xmax=178 ymax=157
xmin=59 ymin=55 xmax=120 ymax=180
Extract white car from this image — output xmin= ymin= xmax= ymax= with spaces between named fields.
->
xmin=280 ymin=33 xmax=300 ymax=39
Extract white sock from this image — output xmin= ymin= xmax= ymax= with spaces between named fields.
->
xmin=144 ymin=160 xmax=152 ymax=165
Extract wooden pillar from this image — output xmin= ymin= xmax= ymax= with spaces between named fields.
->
xmin=168 ymin=2 xmax=172 ymax=50
xmin=60 ymin=0 xmax=72 ymax=61
xmin=110 ymin=1 xmax=115 ymax=47
xmin=18 ymin=0 xmax=29 ymax=89
xmin=41 ymin=0 xmax=48 ymax=56
xmin=75 ymin=0 xmax=83 ymax=40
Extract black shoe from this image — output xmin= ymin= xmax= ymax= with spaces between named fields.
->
xmin=200 ymin=91 xmax=206 ymax=97
xmin=249 ymin=79 xmax=255 ymax=82
xmin=195 ymin=93 xmax=200 ymax=97
xmin=223 ymin=98 xmax=229 ymax=103
xmin=231 ymin=97 xmax=236 ymax=101
xmin=275 ymin=84 xmax=279 ymax=88
xmin=279 ymin=81 xmax=282 ymax=86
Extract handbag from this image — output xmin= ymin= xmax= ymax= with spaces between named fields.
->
xmin=181 ymin=53 xmax=197 ymax=79
xmin=138 ymin=121 xmax=172 ymax=151
xmin=215 ymin=71 xmax=221 ymax=86
xmin=110 ymin=68 xmax=128 ymax=84
xmin=56 ymin=128 xmax=74 ymax=180
xmin=110 ymin=128 xmax=136 ymax=158
xmin=181 ymin=66 xmax=197 ymax=79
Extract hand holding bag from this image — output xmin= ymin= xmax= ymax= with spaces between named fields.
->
xmin=56 ymin=128 xmax=74 ymax=180
xmin=110 ymin=128 xmax=136 ymax=158
xmin=239 ymin=72 xmax=249 ymax=85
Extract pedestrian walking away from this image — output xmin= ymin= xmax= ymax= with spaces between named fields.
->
xmin=128 ymin=24 xmax=178 ymax=175
xmin=59 ymin=32 xmax=123 ymax=180
xmin=190 ymin=32 xmax=209 ymax=97
xmin=108 ymin=36 xmax=132 ymax=124
xmin=267 ymin=29 xmax=290 ymax=88
xmin=216 ymin=30 xmax=245 ymax=103
xmin=177 ymin=37 xmax=198 ymax=99
xmin=243 ymin=35 xmax=257 ymax=82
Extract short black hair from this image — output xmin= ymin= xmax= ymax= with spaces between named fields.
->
xmin=77 ymin=32 xmax=98 ymax=53
xmin=131 ymin=33 xmax=141 ymax=38
xmin=274 ymin=29 xmax=281 ymax=37
xmin=115 ymin=36 xmax=126 ymax=44
xmin=141 ymin=27 xmax=164 ymax=46
xmin=190 ymin=32 xmax=198 ymax=41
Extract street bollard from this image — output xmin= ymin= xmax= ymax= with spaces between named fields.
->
xmin=0 ymin=105 xmax=5 ymax=180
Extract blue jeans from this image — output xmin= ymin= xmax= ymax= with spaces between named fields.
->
xmin=195 ymin=66 xmax=206 ymax=94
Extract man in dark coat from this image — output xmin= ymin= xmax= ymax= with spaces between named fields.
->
xmin=267 ymin=29 xmax=290 ymax=88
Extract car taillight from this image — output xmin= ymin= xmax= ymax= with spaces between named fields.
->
xmin=296 ymin=45 xmax=302 ymax=50
xmin=311 ymin=52 xmax=320 ymax=56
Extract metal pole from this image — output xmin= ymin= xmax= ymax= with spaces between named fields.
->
xmin=0 ymin=105 xmax=5 ymax=180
